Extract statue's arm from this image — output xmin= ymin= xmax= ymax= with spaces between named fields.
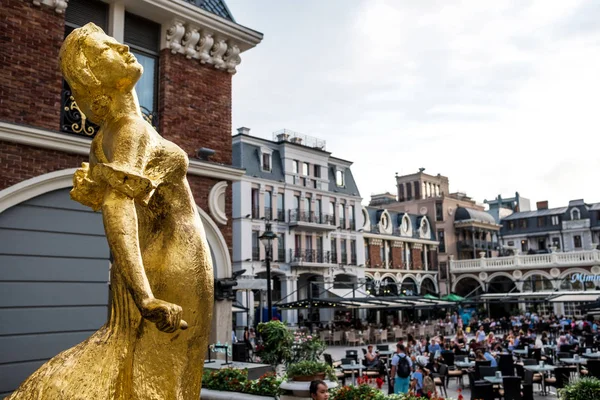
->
xmin=99 ymin=121 xmax=186 ymax=332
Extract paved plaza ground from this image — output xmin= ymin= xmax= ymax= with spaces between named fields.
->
xmin=324 ymin=345 xmax=559 ymax=400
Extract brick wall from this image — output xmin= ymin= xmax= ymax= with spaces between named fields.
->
xmin=368 ymin=244 xmax=381 ymax=267
xmin=391 ymin=246 xmax=404 ymax=269
xmin=411 ymin=247 xmax=423 ymax=270
xmin=0 ymin=142 xmax=85 ymax=191
xmin=158 ymin=50 xmax=232 ymax=164
xmin=0 ymin=1 xmax=64 ymax=131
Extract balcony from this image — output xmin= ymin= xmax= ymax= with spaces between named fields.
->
xmin=251 ymin=206 xmax=260 ymax=219
xmin=289 ymin=249 xmax=335 ymax=267
xmin=277 ymin=248 xmax=286 ymax=263
xmin=264 ymin=207 xmax=272 ymax=220
xmin=457 ymin=240 xmax=498 ymax=251
xmin=288 ymin=210 xmax=336 ymax=232
xmin=276 ymin=209 xmax=286 ymax=222
xmin=450 ymin=249 xmax=600 ymax=272
xmin=339 ymin=218 xmax=346 ymax=230
xmin=61 ymin=86 xmax=158 ymax=138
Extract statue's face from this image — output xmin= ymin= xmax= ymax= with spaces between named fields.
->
xmin=83 ymin=31 xmax=143 ymax=92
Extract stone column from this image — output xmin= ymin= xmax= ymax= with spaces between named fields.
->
xmin=280 ymin=275 xmax=298 ymax=325
xmin=424 ymin=245 xmax=429 ymax=271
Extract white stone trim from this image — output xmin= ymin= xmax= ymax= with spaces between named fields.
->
xmin=208 ymin=181 xmax=228 ymax=225
xmin=32 ymin=0 xmax=68 ymax=13
xmin=0 ymin=121 xmax=245 ymax=181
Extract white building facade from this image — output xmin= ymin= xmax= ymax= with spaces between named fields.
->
xmin=232 ymin=129 xmax=365 ymax=333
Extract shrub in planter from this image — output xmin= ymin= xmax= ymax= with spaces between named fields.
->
xmin=287 ymin=360 xmax=337 ymax=382
xmin=330 ymin=384 xmax=386 ymax=400
xmin=244 ymin=372 xmax=284 ymax=397
xmin=202 ymin=368 xmax=248 ymax=392
xmin=558 ymin=377 xmax=600 ymax=400
xmin=256 ymin=320 xmax=294 ymax=366
xmin=291 ymin=331 xmax=327 ymax=363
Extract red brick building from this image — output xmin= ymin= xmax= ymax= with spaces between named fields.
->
xmin=0 ymin=0 xmax=261 ymax=395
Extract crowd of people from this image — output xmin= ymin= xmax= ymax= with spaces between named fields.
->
xmin=355 ymin=312 xmax=600 ymax=397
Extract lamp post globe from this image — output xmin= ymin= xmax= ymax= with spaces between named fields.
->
xmin=259 ymin=221 xmax=277 ymax=321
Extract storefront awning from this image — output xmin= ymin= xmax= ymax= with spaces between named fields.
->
xmin=549 ymin=293 xmax=600 ymax=303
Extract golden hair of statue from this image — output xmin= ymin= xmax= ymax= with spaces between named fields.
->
xmin=7 ymin=23 xmax=214 ymax=399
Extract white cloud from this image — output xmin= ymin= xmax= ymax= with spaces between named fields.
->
xmin=228 ymin=0 xmax=600 ymax=207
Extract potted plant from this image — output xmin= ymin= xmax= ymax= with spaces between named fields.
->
xmin=558 ymin=377 xmax=600 ymax=400
xmin=287 ymin=360 xmax=336 ymax=382
xmin=201 ymin=368 xmax=284 ymax=399
xmin=330 ymin=384 xmax=386 ymax=400
xmin=256 ymin=320 xmax=294 ymax=367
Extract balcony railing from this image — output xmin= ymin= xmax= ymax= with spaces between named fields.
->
xmin=277 ymin=209 xmax=286 ymax=222
xmin=457 ymin=240 xmax=498 ymax=251
xmin=251 ymin=206 xmax=260 ymax=219
xmin=339 ymin=218 xmax=346 ymax=230
xmin=61 ymin=87 xmax=158 ymax=137
xmin=290 ymin=249 xmax=332 ymax=264
xmin=251 ymin=246 xmax=260 ymax=261
xmin=264 ymin=207 xmax=272 ymax=220
xmin=288 ymin=210 xmax=334 ymax=225
xmin=277 ymin=248 xmax=286 ymax=263
xmin=331 ymin=252 xmax=338 ymax=264
xmin=350 ymin=254 xmax=357 ymax=265
xmin=450 ymin=249 xmax=600 ymax=271
xmin=349 ymin=220 xmax=356 ymax=231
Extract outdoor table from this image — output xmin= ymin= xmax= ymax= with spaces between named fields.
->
xmin=483 ymin=376 xmax=503 ymax=384
xmin=340 ymin=364 xmax=365 ymax=386
xmin=524 ymin=365 xmax=555 ymax=396
xmin=455 ymin=361 xmax=475 ymax=369
xmin=512 ymin=349 xmax=527 ymax=357
xmin=377 ymin=350 xmax=394 ymax=357
xmin=582 ymin=352 xmax=600 ymax=359
xmin=560 ymin=358 xmax=587 ymax=375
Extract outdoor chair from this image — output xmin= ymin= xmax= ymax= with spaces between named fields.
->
xmin=586 ymin=359 xmax=600 ymax=378
xmin=530 ymin=348 xmax=541 ymax=361
xmin=346 ymin=331 xmax=360 ymax=347
xmin=319 ymin=330 xmax=330 ymax=343
xmin=471 ymin=381 xmax=494 ymax=400
xmin=501 ymin=376 xmax=522 ymax=400
xmin=556 ymin=352 xmax=572 ymax=362
xmin=545 ymin=366 xmax=575 ymax=392
xmin=395 ymin=329 xmax=404 ymax=340
xmin=345 ymin=349 xmax=358 ymax=362
xmin=498 ymin=353 xmax=515 ymax=377
xmin=474 ymin=360 xmax=491 ymax=379
xmin=377 ymin=344 xmax=388 ymax=352
xmin=522 ymin=358 xmax=537 ymax=366
xmin=432 ymin=363 xmax=448 ymax=397
xmin=332 ymin=331 xmax=342 ymax=345
xmin=522 ymin=382 xmax=534 ymax=400
xmin=478 ymin=366 xmax=498 ymax=379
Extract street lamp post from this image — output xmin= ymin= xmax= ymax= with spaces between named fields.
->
xmin=259 ymin=221 xmax=277 ymax=321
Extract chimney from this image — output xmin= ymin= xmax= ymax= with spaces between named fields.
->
xmin=537 ymin=201 xmax=549 ymax=210
xmin=237 ymin=127 xmax=251 ymax=135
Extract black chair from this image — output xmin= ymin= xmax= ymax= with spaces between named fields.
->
xmin=545 ymin=366 xmax=574 ymax=392
xmin=522 ymin=358 xmax=537 ymax=366
xmin=498 ymin=353 xmax=515 ymax=376
xmin=502 ymin=376 xmax=522 ymax=400
xmin=586 ymin=359 xmax=600 ymax=378
xmin=433 ymin=363 xmax=448 ymax=397
xmin=471 ymin=381 xmax=494 ymax=400
xmin=475 ymin=360 xmax=491 ymax=379
xmin=515 ymin=363 xmax=525 ymax=379
xmin=376 ymin=344 xmax=388 ymax=351
xmin=478 ymin=366 xmax=498 ymax=378
xmin=522 ymin=382 xmax=534 ymax=400
xmin=441 ymin=351 xmax=455 ymax=367
xmin=530 ymin=348 xmax=541 ymax=361
xmin=556 ymin=352 xmax=571 ymax=362
xmin=345 ymin=350 xmax=358 ymax=362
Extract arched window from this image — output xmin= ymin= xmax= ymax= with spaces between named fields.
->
xmin=571 ymin=208 xmax=581 ymax=220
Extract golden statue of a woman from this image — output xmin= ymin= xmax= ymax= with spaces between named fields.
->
xmin=7 ymin=23 xmax=214 ymax=400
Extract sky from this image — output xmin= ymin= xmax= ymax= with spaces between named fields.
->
xmin=226 ymin=0 xmax=600 ymax=208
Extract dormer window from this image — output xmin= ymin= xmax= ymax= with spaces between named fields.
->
xmin=336 ymin=170 xmax=345 ymax=187
xmin=571 ymin=208 xmax=581 ymax=220
xmin=260 ymin=148 xmax=272 ymax=172
xmin=261 ymin=153 xmax=271 ymax=171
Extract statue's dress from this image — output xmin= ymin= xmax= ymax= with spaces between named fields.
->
xmin=7 ymin=126 xmax=214 ymax=400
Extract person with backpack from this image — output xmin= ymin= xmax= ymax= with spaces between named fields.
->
xmin=391 ymin=343 xmax=412 ymax=394
xmin=412 ymin=356 xmax=436 ymax=398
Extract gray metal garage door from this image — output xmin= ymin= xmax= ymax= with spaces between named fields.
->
xmin=0 ymin=188 xmax=109 ymax=397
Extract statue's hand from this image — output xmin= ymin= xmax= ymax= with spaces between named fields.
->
xmin=140 ymin=298 xmax=188 ymax=333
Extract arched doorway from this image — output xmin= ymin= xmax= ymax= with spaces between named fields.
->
xmin=420 ymin=277 xmax=437 ymax=296
xmin=400 ymin=277 xmax=418 ymax=296
xmin=454 ymin=277 xmax=484 ymax=298
xmin=487 ymin=275 xmax=519 ymax=316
